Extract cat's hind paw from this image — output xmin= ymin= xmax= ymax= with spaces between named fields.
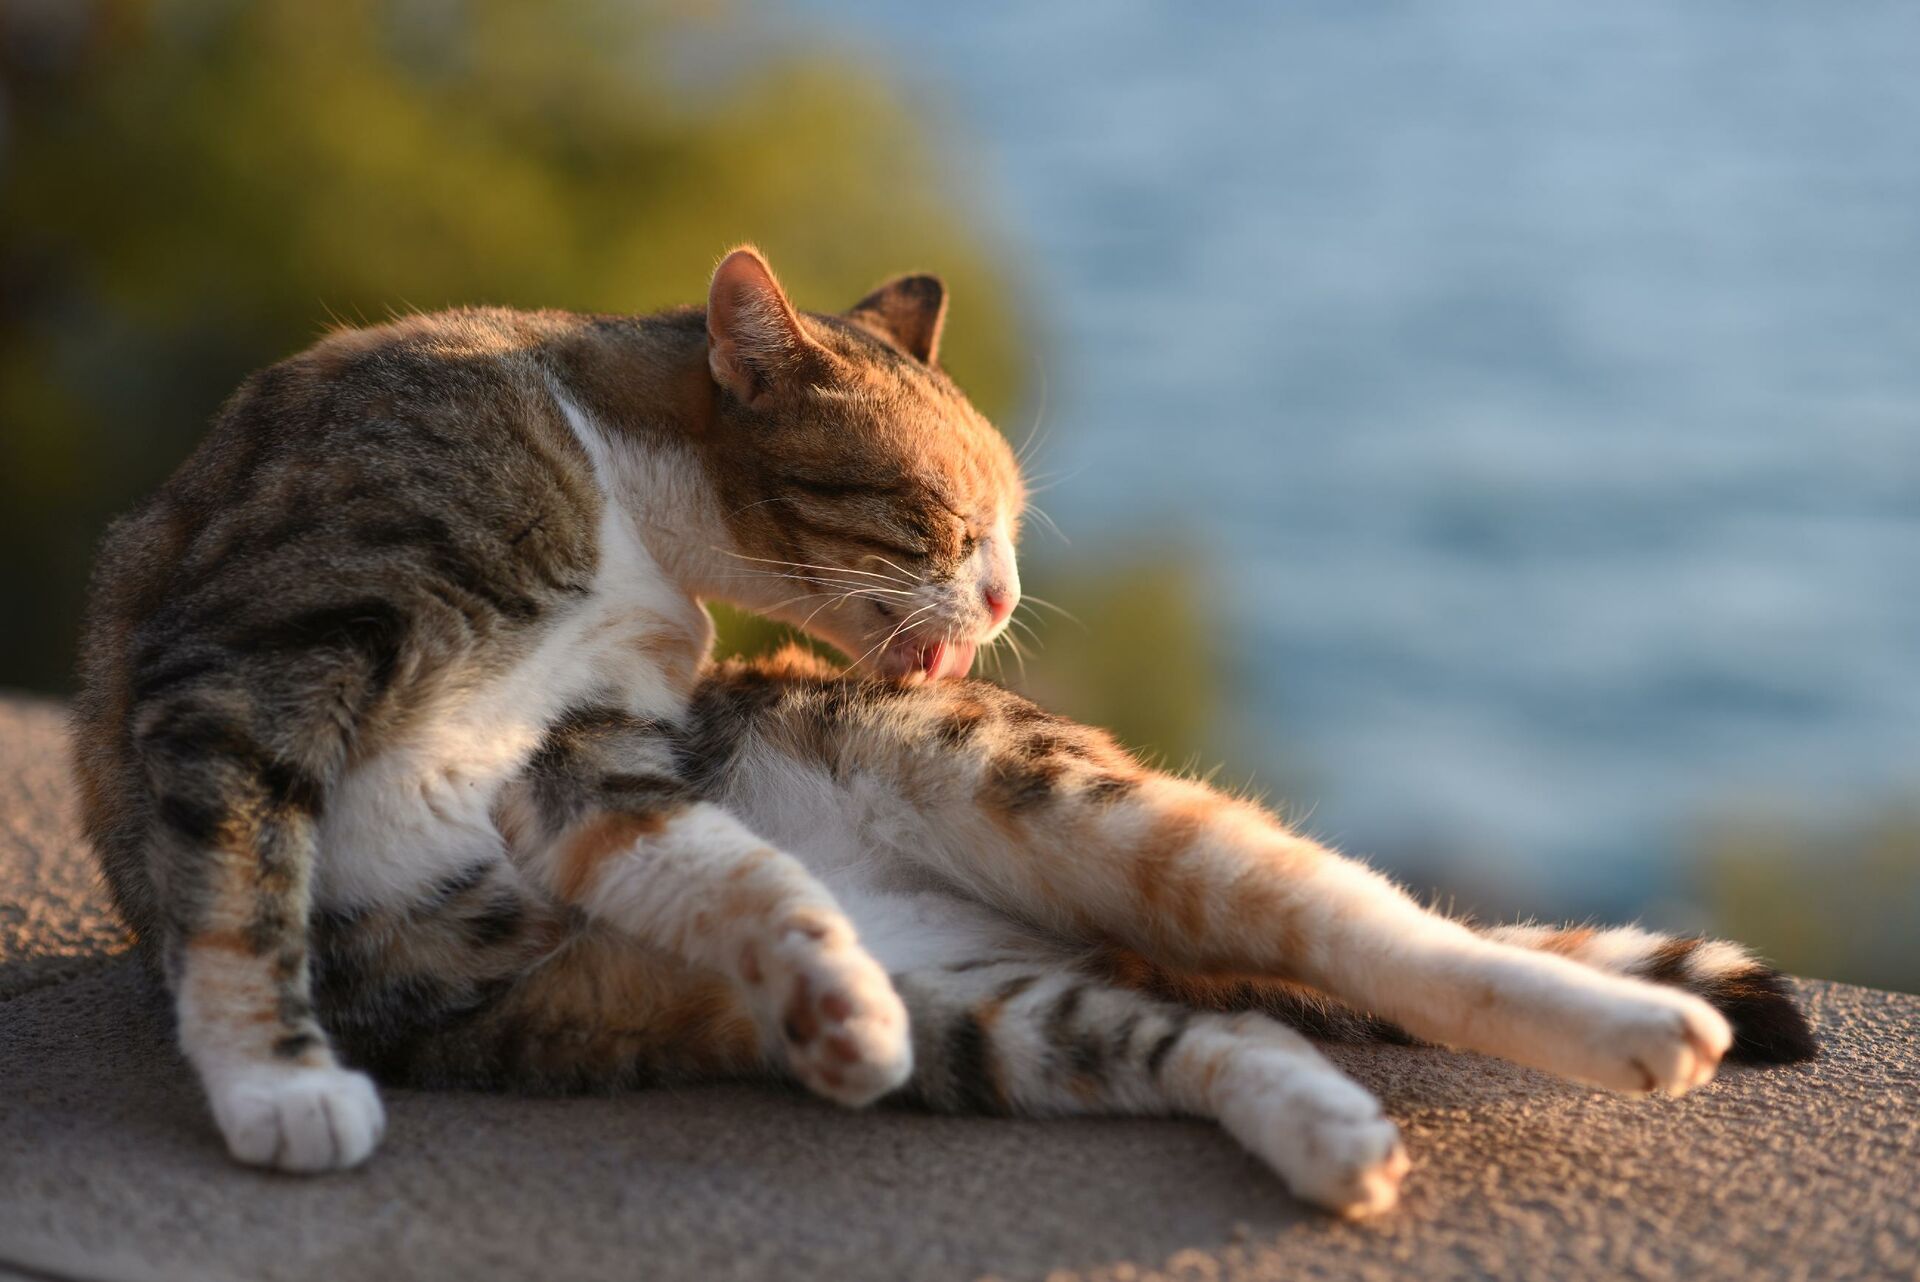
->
xmin=1573 ymin=986 xmax=1731 ymax=1096
xmin=748 ymin=918 xmax=912 ymax=1108
xmin=207 ymin=1063 xmax=387 ymax=1173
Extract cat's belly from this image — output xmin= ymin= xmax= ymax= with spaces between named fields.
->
xmin=714 ymin=746 xmax=1044 ymax=971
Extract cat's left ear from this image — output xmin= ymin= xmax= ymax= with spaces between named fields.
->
xmin=848 ymin=274 xmax=947 ymax=366
xmin=708 ymin=246 xmax=834 ymax=407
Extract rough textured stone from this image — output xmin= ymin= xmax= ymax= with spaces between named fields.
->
xmin=1 ymin=696 xmax=1915 ymax=1282
xmin=0 ymin=697 xmax=128 ymax=1000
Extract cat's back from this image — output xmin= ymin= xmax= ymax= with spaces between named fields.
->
xmin=116 ymin=305 xmax=596 ymax=554
xmin=73 ymin=307 xmax=609 ymax=927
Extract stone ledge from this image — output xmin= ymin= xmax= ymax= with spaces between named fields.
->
xmin=2 ymin=696 xmax=1915 ymax=1282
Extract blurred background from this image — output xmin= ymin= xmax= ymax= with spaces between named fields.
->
xmin=2 ymin=0 xmax=1915 ymax=990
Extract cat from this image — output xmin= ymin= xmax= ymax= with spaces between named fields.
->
xmin=72 ymin=247 xmax=1814 ymax=1217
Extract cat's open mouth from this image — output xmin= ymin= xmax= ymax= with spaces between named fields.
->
xmin=877 ymin=635 xmax=979 ymax=683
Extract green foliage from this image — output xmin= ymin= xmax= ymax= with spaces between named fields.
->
xmin=0 ymin=0 xmax=1024 ymax=691
xmin=1698 ymin=809 xmax=1920 ymax=995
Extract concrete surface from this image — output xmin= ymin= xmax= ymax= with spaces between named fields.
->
xmin=1 ymin=694 xmax=1915 ymax=1282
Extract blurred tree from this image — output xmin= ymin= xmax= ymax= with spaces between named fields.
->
xmin=0 ymin=0 xmax=1025 ymax=691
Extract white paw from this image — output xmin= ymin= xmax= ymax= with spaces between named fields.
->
xmin=744 ymin=918 xmax=912 ymax=1107
xmin=207 ymin=1064 xmax=387 ymax=1173
xmin=1571 ymin=986 xmax=1731 ymax=1096
xmin=1219 ymin=1058 xmax=1408 ymax=1218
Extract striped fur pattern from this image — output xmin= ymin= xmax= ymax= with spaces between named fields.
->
xmin=72 ymin=248 xmax=1812 ymax=1214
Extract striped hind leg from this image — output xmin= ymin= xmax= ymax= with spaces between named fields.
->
xmin=893 ymin=960 xmax=1407 ymax=1218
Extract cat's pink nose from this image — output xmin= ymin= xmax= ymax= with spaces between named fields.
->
xmin=983 ymin=586 xmax=1015 ymax=625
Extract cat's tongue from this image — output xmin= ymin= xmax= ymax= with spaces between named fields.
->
xmin=920 ymin=638 xmax=977 ymax=681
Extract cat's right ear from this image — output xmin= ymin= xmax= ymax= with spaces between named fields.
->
xmin=707 ymin=247 xmax=829 ymax=408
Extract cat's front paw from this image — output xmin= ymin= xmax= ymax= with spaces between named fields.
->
xmin=1219 ymin=1056 xmax=1407 ymax=1218
xmin=206 ymin=1063 xmax=387 ymax=1173
xmin=746 ymin=917 xmax=912 ymax=1107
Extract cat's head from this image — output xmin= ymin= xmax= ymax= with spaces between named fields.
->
xmin=702 ymin=247 xmax=1024 ymax=683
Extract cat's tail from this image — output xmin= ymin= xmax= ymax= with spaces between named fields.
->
xmin=1097 ymin=923 xmax=1817 ymax=1064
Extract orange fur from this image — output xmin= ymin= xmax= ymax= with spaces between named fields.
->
xmin=553 ymin=811 xmax=671 ymax=903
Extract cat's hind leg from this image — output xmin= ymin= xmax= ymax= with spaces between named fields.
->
xmin=894 ymin=959 xmax=1407 ymax=1218
xmin=138 ymin=711 xmax=384 ymax=1172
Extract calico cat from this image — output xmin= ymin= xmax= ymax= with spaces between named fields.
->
xmin=72 ymin=247 xmax=1814 ymax=1216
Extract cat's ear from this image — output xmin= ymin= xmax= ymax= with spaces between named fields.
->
xmin=848 ymin=274 xmax=947 ymax=366
xmin=707 ymin=247 xmax=829 ymax=406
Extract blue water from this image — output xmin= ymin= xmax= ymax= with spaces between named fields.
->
xmin=790 ymin=2 xmax=1920 ymax=913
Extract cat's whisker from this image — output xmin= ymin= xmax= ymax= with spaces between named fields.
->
xmin=991 ymin=635 xmax=1025 ymax=684
xmin=717 ymin=549 xmax=915 ymax=587
xmin=1005 ymin=613 xmax=1043 ymax=647
xmin=860 ymin=614 xmax=925 ymax=667
xmin=1024 ymin=502 xmax=1069 ymax=546
xmin=981 ymin=641 xmax=1006 ymax=682
xmin=857 ymin=553 xmax=922 ymax=587
xmin=762 ymin=590 xmax=838 ymax=615
xmin=1019 ymin=465 xmax=1084 ymax=499
xmin=720 ymin=567 xmax=923 ymax=626
xmin=718 ymin=569 xmax=916 ymax=599
xmin=1013 ymin=368 xmax=1051 ymax=468
xmin=1018 ymin=593 xmax=1083 ymax=629
xmin=784 ymin=557 xmax=920 ymax=590
xmin=797 ymin=598 xmax=845 ymax=631
xmin=996 ymin=629 xmax=1030 ymax=682
xmin=796 ymin=585 xmax=903 ymax=631
xmin=788 ymin=567 xmax=916 ymax=595
xmin=762 ymin=583 xmax=909 ymax=618
xmin=712 ymin=564 xmax=919 ymax=603
xmin=852 ymin=603 xmax=941 ymax=670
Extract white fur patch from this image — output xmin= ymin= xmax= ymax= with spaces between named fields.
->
xmin=710 ymin=739 xmax=1047 ymax=973
xmin=204 ymin=1062 xmax=386 ymax=1173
